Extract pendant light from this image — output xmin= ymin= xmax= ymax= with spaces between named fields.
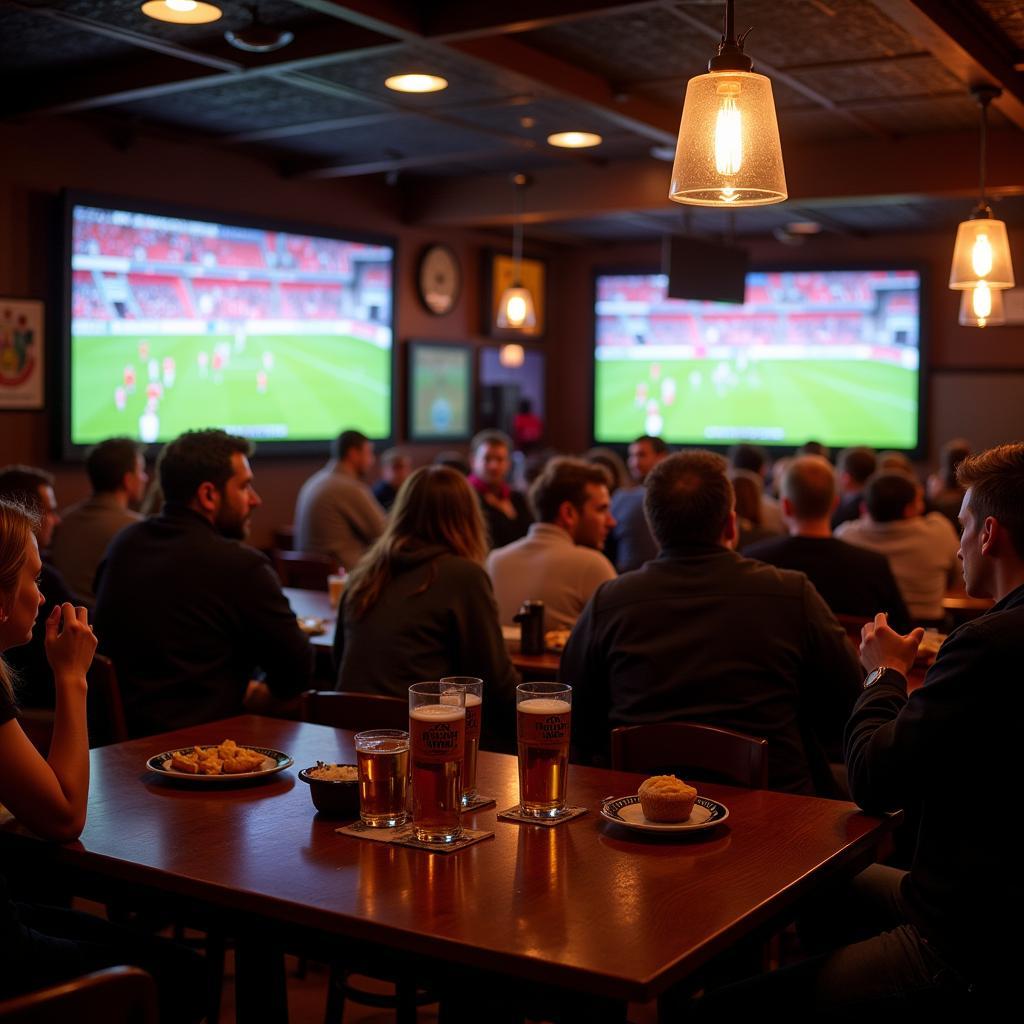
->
xmin=959 ymin=282 xmax=1006 ymax=328
xmin=949 ymin=86 xmax=1015 ymax=291
xmin=669 ymin=0 xmax=787 ymax=207
xmin=497 ymin=174 xmax=537 ymax=331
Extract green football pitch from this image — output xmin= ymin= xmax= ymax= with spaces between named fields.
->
xmin=71 ymin=333 xmax=390 ymax=444
xmin=594 ymin=357 xmax=918 ymax=448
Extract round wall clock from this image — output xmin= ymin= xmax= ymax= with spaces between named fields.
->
xmin=418 ymin=244 xmax=461 ymax=315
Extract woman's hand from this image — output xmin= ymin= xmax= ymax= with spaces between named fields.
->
xmin=44 ymin=603 xmax=97 ymax=685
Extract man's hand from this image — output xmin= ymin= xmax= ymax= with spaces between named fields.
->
xmin=859 ymin=612 xmax=924 ymax=677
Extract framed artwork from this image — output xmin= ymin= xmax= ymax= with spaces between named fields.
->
xmin=406 ymin=341 xmax=475 ymax=442
xmin=484 ymin=251 xmax=546 ymax=339
xmin=0 ymin=298 xmax=45 ymax=409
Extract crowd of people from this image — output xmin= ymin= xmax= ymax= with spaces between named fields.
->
xmin=0 ymin=423 xmax=1020 ymax=1018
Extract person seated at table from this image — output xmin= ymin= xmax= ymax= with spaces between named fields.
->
xmin=0 ymin=466 xmax=79 ymax=709
xmin=0 ymin=499 xmax=205 ymax=1022
xmin=693 ymin=442 xmax=1024 ymax=1018
xmin=584 ymin=446 xmax=631 ymax=495
xmin=333 ymin=465 xmax=518 ymax=746
xmin=371 ymin=447 xmax=412 ymax=512
xmin=468 ymin=430 xmax=532 ymax=551
xmin=561 ymin=450 xmax=861 ymax=795
xmin=49 ymin=436 xmax=148 ymax=606
xmin=729 ymin=468 xmax=779 ymax=549
xmin=487 ymin=458 xmax=617 ymax=631
xmin=836 ymin=471 xmax=960 ymax=623
xmin=744 ymin=455 xmax=909 ymax=631
xmin=728 ymin=443 xmax=784 ymax=534
xmin=294 ymin=429 xmax=386 ymax=572
xmin=926 ymin=436 xmax=971 ymax=531
xmin=94 ymin=429 xmax=313 ymax=738
xmin=608 ymin=434 xmax=667 ymax=573
xmin=831 ymin=445 xmax=876 ymax=529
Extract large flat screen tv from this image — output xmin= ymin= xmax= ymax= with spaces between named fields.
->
xmin=62 ymin=193 xmax=395 ymax=456
xmin=593 ymin=268 xmax=924 ymax=452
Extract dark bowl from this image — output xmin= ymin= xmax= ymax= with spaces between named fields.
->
xmin=298 ymin=765 xmax=360 ymax=819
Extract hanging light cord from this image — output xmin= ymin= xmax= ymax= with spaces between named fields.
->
xmin=979 ymin=94 xmax=987 ymax=206
xmin=511 ymin=174 xmax=526 ymax=284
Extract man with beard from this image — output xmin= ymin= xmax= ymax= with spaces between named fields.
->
xmin=94 ymin=429 xmax=312 ymax=737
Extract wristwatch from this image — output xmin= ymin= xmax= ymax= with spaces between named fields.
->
xmin=862 ymin=666 xmax=907 ymax=690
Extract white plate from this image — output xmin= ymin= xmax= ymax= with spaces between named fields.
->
xmin=146 ymin=745 xmax=293 ymax=782
xmin=297 ymin=616 xmax=326 ymax=636
xmin=600 ymin=794 xmax=729 ymax=833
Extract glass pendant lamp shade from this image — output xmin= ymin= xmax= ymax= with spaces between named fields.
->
xmin=496 ymin=286 xmax=536 ymax=330
xmin=949 ymin=215 xmax=1015 ymax=290
xmin=670 ymin=70 xmax=786 ymax=207
xmin=959 ymin=282 xmax=1006 ymax=328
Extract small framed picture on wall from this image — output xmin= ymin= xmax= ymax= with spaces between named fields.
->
xmin=484 ymin=250 xmax=546 ymax=339
xmin=0 ymin=298 xmax=45 ymax=410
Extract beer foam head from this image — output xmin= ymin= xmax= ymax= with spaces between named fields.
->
xmin=518 ymin=697 xmax=570 ymax=714
xmin=410 ymin=703 xmax=465 ymax=723
xmin=464 ymin=693 xmax=482 ymax=708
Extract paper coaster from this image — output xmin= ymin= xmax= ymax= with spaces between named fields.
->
xmin=335 ymin=820 xmax=494 ymax=853
xmin=462 ymin=794 xmax=497 ymax=812
xmin=496 ymin=805 xmax=588 ymax=827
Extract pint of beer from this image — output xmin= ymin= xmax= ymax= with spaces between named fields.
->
xmin=409 ymin=682 xmax=466 ymax=843
xmin=441 ymin=676 xmax=483 ymax=807
xmin=354 ymin=729 xmax=410 ymax=828
xmin=516 ymin=682 xmax=572 ymax=818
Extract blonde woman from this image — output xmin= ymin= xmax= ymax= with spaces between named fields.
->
xmin=0 ymin=500 xmax=203 ymax=1020
xmin=333 ymin=466 xmax=518 ymax=746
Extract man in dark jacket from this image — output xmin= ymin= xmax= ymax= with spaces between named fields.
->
xmin=562 ymin=450 xmax=861 ymax=795
xmin=94 ymin=429 xmax=312 ymax=737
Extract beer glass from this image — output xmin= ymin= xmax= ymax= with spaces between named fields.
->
xmin=409 ymin=681 xmax=466 ymax=843
xmin=441 ymin=677 xmax=483 ymax=807
xmin=354 ymin=729 xmax=410 ymax=828
xmin=516 ymin=682 xmax=572 ymax=818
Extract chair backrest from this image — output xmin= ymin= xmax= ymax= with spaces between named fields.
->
xmin=299 ymin=690 xmax=408 ymax=733
xmin=0 ymin=966 xmax=157 ymax=1023
xmin=87 ymin=653 xmax=129 ymax=747
xmin=272 ymin=550 xmax=337 ymax=591
xmin=610 ymin=721 xmax=769 ymax=789
xmin=272 ymin=524 xmax=296 ymax=552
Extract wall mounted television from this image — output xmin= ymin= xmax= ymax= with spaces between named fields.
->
xmin=61 ymin=192 xmax=395 ymax=457
xmin=406 ymin=341 xmax=474 ymax=442
xmin=593 ymin=268 xmax=925 ymax=454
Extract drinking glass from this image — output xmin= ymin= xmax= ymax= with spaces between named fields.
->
xmin=441 ymin=677 xmax=483 ymax=807
xmin=516 ymin=682 xmax=572 ymax=818
xmin=409 ymin=681 xmax=466 ymax=843
xmin=354 ymin=729 xmax=409 ymax=827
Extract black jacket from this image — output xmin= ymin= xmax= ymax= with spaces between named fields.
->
xmin=561 ymin=544 xmax=863 ymax=794
xmin=845 ymin=582 xmax=1024 ymax=983
xmin=94 ymin=504 xmax=312 ymax=737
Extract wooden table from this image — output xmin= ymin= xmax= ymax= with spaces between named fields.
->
xmin=283 ymin=586 xmax=335 ymax=651
xmin=0 ymin=715 xmax=894 ymax=1021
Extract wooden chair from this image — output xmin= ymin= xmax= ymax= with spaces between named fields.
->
xmin=610 ymin=721 xmax=769 ymax=789
xmin=299 ymin=690 xmax=408 ymax=733
xmin=272 ymin=550 xmax=337 ymax=591
xmin=87 ymin=654 xmax=129 ymax=748
xmin=0 ymin=966 xmax=157 ymax=1024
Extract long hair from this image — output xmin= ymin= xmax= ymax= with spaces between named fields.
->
xmin=0 ymin=499 xmax=39 ymax=701
xmin=346 ymin=466 xmax=488 ymax=619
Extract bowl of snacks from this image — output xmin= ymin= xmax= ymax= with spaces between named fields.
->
xmin=298 ymin=761 xmax=360 ymax=818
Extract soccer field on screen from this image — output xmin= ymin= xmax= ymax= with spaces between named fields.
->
xmin=594 ymin=357 xmax=917 ymax=448
xmin=72 ymin=333 xmax=390 ymax=444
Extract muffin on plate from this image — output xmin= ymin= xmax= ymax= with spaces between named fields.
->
xmin=637 ymin=775 xmax=698 ymax=823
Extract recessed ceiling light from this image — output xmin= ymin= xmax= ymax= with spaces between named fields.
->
xmin=547 ymin=131 xmax=602 ymax=149
xmin=141 ymin=1 xmax=223 ymax=24
xmin=385 ymin=74 xmax=449 ymax=94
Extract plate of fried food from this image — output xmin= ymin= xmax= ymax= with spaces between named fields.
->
xmin=545 ymin=628 xmax=571 ymax=653
xmin=146 ymin=739 xmax=293 ymax=782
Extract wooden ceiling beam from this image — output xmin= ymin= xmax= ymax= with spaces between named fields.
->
xmin=408 ymin=127 xmax=1024 ymax=227
xmin=422 ymin=1 xmax=669 ymax=40
xmin=873 ymin=0 xmax=1024 ymax=130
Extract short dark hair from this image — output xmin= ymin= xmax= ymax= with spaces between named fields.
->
xmin=632 ymin=435 xmax=668 ymax=455
xmin=865 ymin=472 xmax=917 ymax=523
xmin=158 ymin=429 xmax=253 ymax=505
xmin=470 ymin=429 xmax=512 ymax=455
xmin=957 ymin=443 xmax=1024 ymax=558
xmin=645 ymin=451 xmax=733 ymax=548
xmin=798 ymin=440 xmax=829 ymax=460
xmin=0 ymin=465 xmax=54 ymax=512
xmin=728 ymin=443 xmax=767 ymax=475
xmin=783 ymin=456 xmax=836 ymax=520
xmin=528 ymin=458 xmax=609 ymax=523
xmin=837 ymin=446 xmax=876 ymax=485
xmin=86 ymin=437 xmax=143 ymax=494
xmin=939 ymin=438 xmax=971 ymax=490
xmin=333 ymin=430 xmax=370 ymax=461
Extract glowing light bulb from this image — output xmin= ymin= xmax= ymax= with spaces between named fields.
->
xmin=505 ymin=294 xmax=528 ymax=327
xmin=714 ymin=81 xmax=743 ymax=177
xmin=166 ymin=0 xmax=197 ymax=9
xmin=972 ymin=281 xmax=992 ymax=320
xmin=971 ymin=233 xmax=993 ymax=279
